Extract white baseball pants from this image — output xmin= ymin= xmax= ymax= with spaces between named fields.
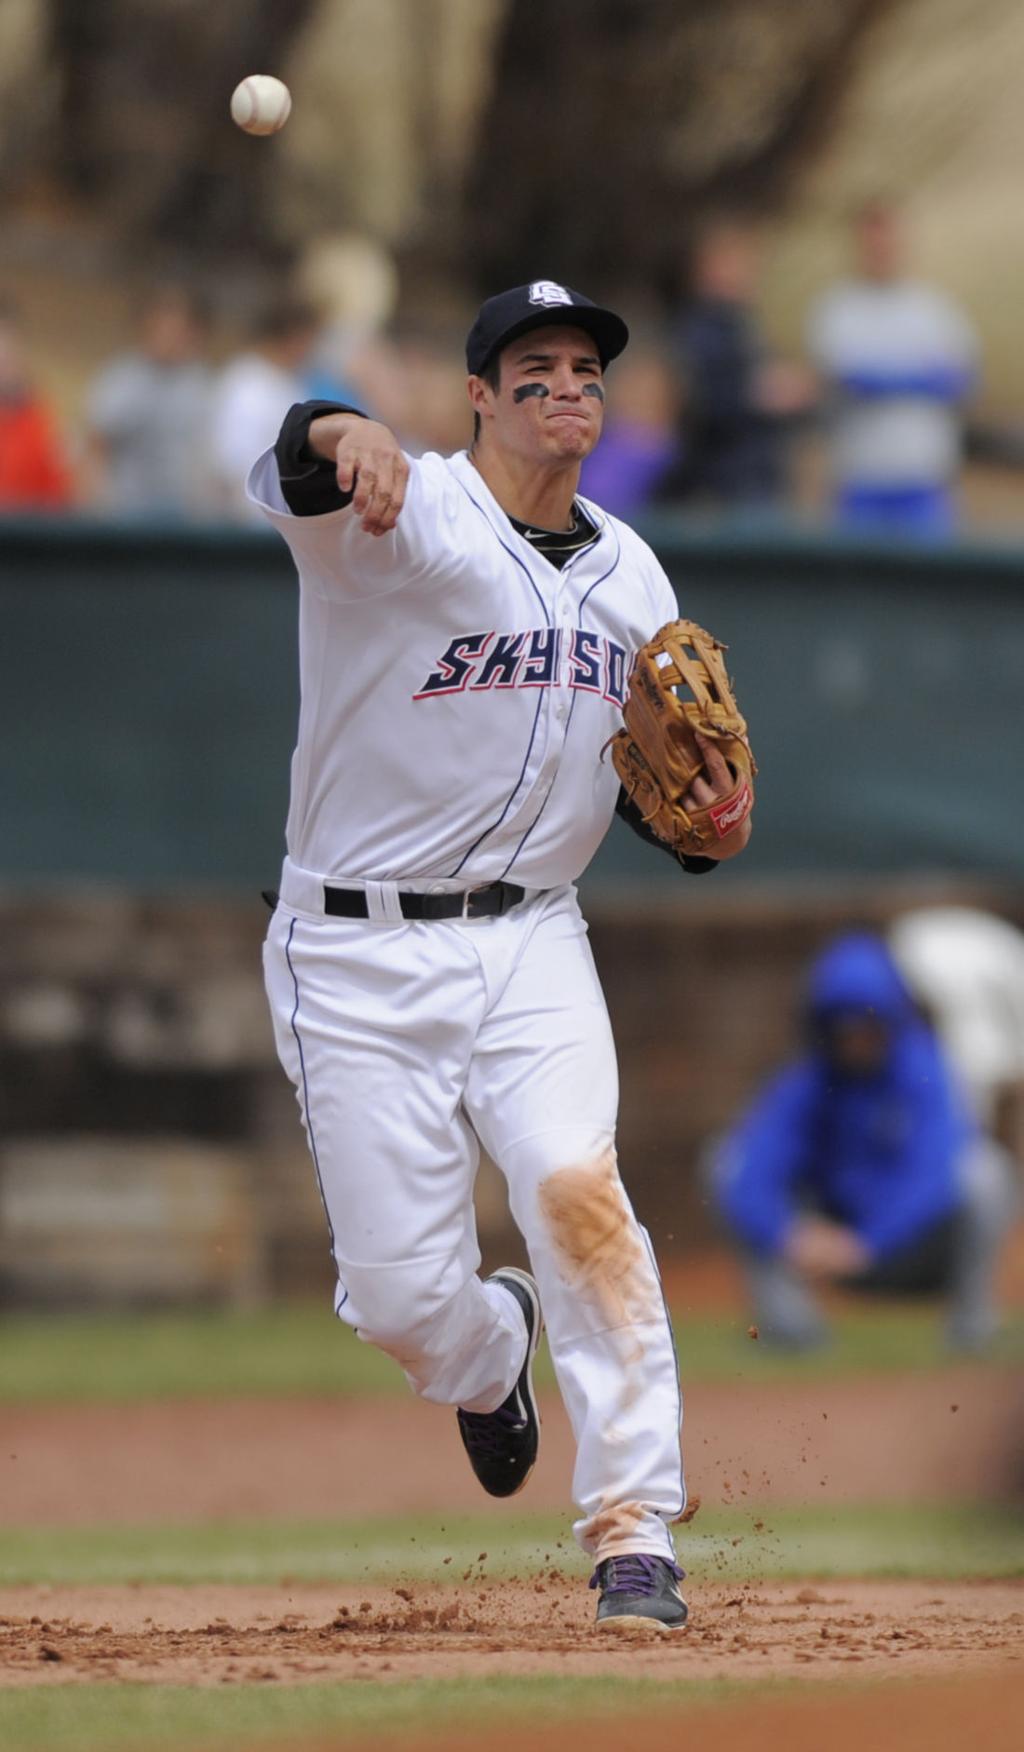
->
xmin=263 ymin=872 xmax=684 ymax=1563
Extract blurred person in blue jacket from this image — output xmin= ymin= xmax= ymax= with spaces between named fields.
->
xmin=713 ymin=932 xmax=1016 ymax=1351
xmin=807 ymin=202 xmax=978 ymax=538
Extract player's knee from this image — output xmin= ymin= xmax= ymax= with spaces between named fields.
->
xmin=535 ymin=1144 xmax=623 ymax=1237
xmin=502 ymin=1126 xmax=617 ymax=1192
xmin=535 ymin=1147 xmax=647 ymax=1270
xmin=529 ymin=1147 xmax=665 ymax=1327
xmin=336 ymin=1256 xmax=455 ymax=1345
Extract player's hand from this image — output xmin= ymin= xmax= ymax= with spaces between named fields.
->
xmin=784 ymin=1216 xmax=870 ymax=1281
xmin=334 ymin=419 xmax=410 ymax=537
xmin=681 ymin=731 xmax=752 ymax=859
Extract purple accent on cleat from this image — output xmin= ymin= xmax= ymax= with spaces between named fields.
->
xmin=590 ymin=1553 xmax=688 ymax=1629
xmin=589 ymin=1554 xmax=685 ymax=1595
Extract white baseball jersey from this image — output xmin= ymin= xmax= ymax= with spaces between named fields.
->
xmin=246 ymin=446 xmax=678 ymax=887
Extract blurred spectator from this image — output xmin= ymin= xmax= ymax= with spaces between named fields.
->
xmin=210 ymin=296 xmax=320 ymax=518
xmin=711 ymin=933 xmax=1017 ymax=1351
xmin=0 ymin=295 xmax=73 ymax=511
xmin=303 ymin=341 xmax=364 ymax=410
xmin=360 ymin=327 xmax=468 ymax=457
xmin=665 ymin=218 xmax=812 ymax=510
xmin=297 ymin=230 xmax=399 ymax=412
xmin=83 ymin=285 xmax=213 ymax=518
xmin=808 ymin=202 xmax=978 ymax=537
xmin=578 ymin=344 xmax=681 ymax=519
xmin=890 ymin=906 xmax=1024 ymax=1142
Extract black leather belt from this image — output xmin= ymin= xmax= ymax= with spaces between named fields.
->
xmin=322 ymin=880 xmax=528 ymax=921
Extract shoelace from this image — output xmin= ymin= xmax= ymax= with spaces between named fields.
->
xmin=458 ymin=1402 xmax=526 ymax=1458
xmin=588 ymin=1554 xmax=685 ymax=1596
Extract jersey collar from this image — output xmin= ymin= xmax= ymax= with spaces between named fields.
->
xmin=446 ymin=449 xmax=611 ymax=580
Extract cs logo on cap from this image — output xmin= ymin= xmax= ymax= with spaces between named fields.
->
xmin=528 ymin=281 xmax=573 ymax=307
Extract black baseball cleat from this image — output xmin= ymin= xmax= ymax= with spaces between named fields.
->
xmin=456 ymin=1268 xmax=542 ymax=1498
xmin=590 ymin=1554 xmax=688 ymax=1632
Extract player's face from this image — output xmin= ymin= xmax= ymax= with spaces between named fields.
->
xmin=474 ymin=325 xmax=605 ymax=464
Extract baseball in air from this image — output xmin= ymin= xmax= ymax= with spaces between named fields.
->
xmin=230 ymin=75 xmax=292 ymax=136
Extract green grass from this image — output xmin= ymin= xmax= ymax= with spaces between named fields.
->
xmin=1 ymin=1503 xmax=1019 ymax=1588
xmin=1 ymin=1303 xmax=1020 ymax=1405
xmin=0 ymin=1675 xmax=776 ymax=1752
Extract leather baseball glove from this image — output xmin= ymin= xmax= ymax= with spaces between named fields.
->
xmin=608 ymin=618 xmax=756 ymax=857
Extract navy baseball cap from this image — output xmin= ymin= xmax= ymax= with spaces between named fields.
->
xmin=466 ymin=280 xmax=629 ymax=377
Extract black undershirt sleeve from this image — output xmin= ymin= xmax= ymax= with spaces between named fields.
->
xmin=615 ymin=787 xmax=719 ymax=875
xmin=274 ymin=399 xmax=367 ymax=516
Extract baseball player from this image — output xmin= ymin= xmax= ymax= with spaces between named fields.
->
xmin=250 ymin=281 xmax=753 ymax=1632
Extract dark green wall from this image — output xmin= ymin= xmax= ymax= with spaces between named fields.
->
xmin=2 ymin=516 xmax=1022 ymax=888
xmin=618 ymin=517 xmax=1024 ymax=889
xmin=2 ymin=521 xmax=296 ymax=887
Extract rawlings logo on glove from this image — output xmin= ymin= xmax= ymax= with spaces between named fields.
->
xmin=607 ymin=618 xmax=756 ymax=858
xmin=709 ymin=782 xmax=754 ymax=837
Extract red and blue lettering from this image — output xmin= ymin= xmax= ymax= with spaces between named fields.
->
xmin=471 ymin=631 xmax=528 ymax=690
xmin=604 ymin=639 xmax=627 ymax=706
xmin=519 ymin=627 xmax=559 ymax=687
xmin=414 ymin=627 xmax=632 ymax=702
xmin=414 ymin=632 xmax=494 ymax=698
xmin=568 ymin=628 xmax=604 ymax=695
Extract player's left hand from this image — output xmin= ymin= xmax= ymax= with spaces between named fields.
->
xmin=681 ymin=732 xmax=753 ymax=860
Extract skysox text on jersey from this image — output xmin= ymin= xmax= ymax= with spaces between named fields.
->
xmin=414 ymin=627 xmax=630 ymax=703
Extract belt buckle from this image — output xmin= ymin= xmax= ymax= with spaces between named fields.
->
xmin=464 ymin=885 xmax=493 ymax=920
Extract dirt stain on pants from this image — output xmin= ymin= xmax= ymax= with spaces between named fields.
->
xmin=539 ymin=1151 xmax=674 ymax=1556
xmin=537 ymin=1148 xmax=658 ymax=1335
xmin=538 ymin=1148 xmax=667 ymax=1424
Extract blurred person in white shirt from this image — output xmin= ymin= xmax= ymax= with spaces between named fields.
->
xmin=84 ymin=285 xmax=213 ymax=519
xmin=890 ymin=905 xmax=1022 ymax=1346
xmin=808 ymin=203 xmax=977 ymax=538
xmin=210 ymin=297 xmax=320 ymax=519
xmin=889 ymin=907 xmax=1024 ymax=1136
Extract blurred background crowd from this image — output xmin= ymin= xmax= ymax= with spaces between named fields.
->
xmin=0 ymin=0 xmax=1022 ymax=1331
xmin=1 ymin=201 xmax=1021 ymax=535
xmin=1 ymin=0 xmax=1024 ymax=534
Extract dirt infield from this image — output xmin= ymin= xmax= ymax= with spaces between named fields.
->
xmin=0 ymin=1578 xmax=1021 ymax=1689
xmin=3 ymin=1306 xmax=1022 ymax=1730
xmin=300 ymin=1670 xmax=1024 ymax=1752
xmin=4 ymin=1365 xmax=1021 ymax=1527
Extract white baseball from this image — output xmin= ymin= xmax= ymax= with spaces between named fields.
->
xmin=230 ymin=75 xmax=292 ymax=137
